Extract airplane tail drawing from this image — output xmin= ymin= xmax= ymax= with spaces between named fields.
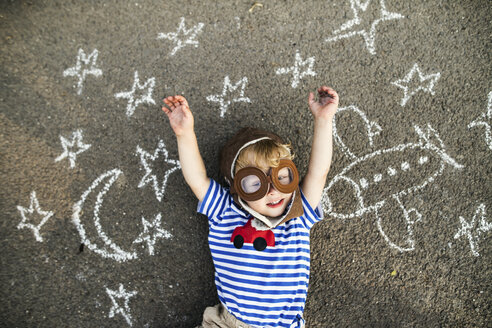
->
xmin=414 ymin=124 xmax=464 ymax=169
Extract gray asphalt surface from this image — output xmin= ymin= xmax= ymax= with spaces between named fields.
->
xmin=1 ymin=0 xmax=491 ymax=327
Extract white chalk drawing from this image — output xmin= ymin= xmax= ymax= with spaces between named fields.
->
xmin=106 ymin=283 xmax=138 ymax=327
xmin=323 ymin=118 xmax=464 ymax=252
xmin=63 ymin=49 xmax=103 ymax=95
xmin=114 ymin=71 xmax=156 ymax=117
xmin=157 ymin=17 xmax=205 ymax=56
xmin=332 ymin=105 xmax=382 ymax=160
xmin=133 ymin=213 xmax=172 ymax=255
xmin=16 ymin=191 xmax=53 ymax=242
xmin=454 ymin=204 xmax=491 ymax=257
xmin=136 ymin=140 xmax=181 ymax=202
xmin=55 ymin=129 xmax=91 ymax=168
xmin=391 ymin=63 xmax=441 ymax=106
xmin=73 ymin=169 xmax=174 ymax=261
xmin=375 ymin=194 xmax=422 ymax=252
xmin=72 ymin=169 xmax=138 ymax=262
xmin=206 ymin=76 xmax=251 ymax=118
xmin=275 ymin=50 xmax=316 ymax=88
xmin=325 ymin=0 xmax=404 ymax=55
xmin=468 ymin=91 xmax=492 ymax=150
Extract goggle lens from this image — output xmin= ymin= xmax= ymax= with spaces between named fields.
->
xmin=277 ymin=167 xmax=294 ymax=186
xmin=240 ymin=175 xmax=262 ymax=194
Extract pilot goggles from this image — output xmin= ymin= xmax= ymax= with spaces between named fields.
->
xmin=231 ymin=159 xmax=299 ymax=201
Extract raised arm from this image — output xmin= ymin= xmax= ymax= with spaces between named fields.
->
xmin=301 ymin=86 xmax=339 ymax=209
xmin=162 ymin=95 xmax=210 ymax=201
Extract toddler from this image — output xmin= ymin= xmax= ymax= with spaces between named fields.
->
xmin=162 ymin=86 xmax=338 ymax=328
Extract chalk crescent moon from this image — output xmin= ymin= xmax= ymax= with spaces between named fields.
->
xmin=72 ymin=169 xmax=137 ymax=262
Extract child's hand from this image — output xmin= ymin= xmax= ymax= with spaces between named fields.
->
xmin=162 ymin=95 xmax=194 ymax=136
xmin=308 ymin=86 xmax=339 ymax=120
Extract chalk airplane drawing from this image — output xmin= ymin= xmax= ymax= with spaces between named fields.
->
xmin=55 ymin=129 xmax=91 ymax=168
xmin=391 ymin=63 xmax=441 ymax=107
xmin=468 ymin=91 xmax=492 ymax=150
xmin=323 ymin=110 xmax=464 ymax=252
xmin=63 ymin=48 xmax=103 ymax=95
xmin=157 ymin=17 xmax=205 ymax=56
xmin=275 ymin=50 xmax=316 ymax=88
xmin=206 ymin=76 xmax=251 ymax=118
xmin=454 ymin=204 xmax=491 ymax=257
xmin=114 ymin=71 xmax=156 ymax=117
xmin=106 ymin=283 xmax=138 ymax=327
xmin=325 ymin=0 xmax=404 ymax=55
xmin=136 ymin=140 xmax=181 ymax=202
xmin=72 ymin=169 xmax=138 ymax=262
xmin=16 ymin=191 xmax=54 ymax=242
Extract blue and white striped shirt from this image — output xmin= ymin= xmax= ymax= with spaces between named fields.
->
xmin=198 ymin=179 xmax=323 ymax=328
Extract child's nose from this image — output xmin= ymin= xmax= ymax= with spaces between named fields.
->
xmin=267 ymin=182 xmax=279 ymax=194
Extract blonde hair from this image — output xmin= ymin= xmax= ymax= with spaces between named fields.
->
xmin=235 ymin=139 xmax=294 ymax=173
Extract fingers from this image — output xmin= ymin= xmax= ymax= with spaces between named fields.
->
xmin=163 ymin=97 xmax=176 ymax=112
xmin=316 ymin=87 xmax=339 ymax=108
xmin=174 ymin=95 xmax=189 ymax=107
xmin=162 ymin=95 xmax=189 ymax=113
xmin=318 ymin=86 xmax=338 ymax=100
xmin=162 ymin=106 xmax=171 ymax=115
xmin=308 ymin=92 xmax=315 ymax=105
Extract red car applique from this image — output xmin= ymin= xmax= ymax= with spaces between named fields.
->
xmin=231 ymin=218 xmax=275 ymax=251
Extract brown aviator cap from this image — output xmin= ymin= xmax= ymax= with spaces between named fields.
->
xmin=219 ymin=127 xmax=304 ymax=228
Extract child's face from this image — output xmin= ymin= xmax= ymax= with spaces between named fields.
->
xmin=241 ymin=153 xmax=294 ymax=218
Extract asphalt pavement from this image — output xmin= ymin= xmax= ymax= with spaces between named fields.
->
xmin=1 ymin=0 xmax=491 ymax=327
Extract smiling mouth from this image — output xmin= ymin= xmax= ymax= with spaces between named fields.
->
xmin=267 ymin=199 xmax=284 ymax=208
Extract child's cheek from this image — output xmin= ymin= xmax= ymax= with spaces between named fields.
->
xmin=245 ymin=199 xmax=264 ymax=212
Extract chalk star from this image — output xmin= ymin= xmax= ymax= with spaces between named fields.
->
xmin=206 ymin=76 xmax=251 ymax=118
xmin=115 ymin=71 xmax=156 ymax=117
xmin=106 ymin=284 xmax=138 ymax=327
xmin=454 ymin=204 xmax=491 ymax=257
xmin=63 ymin=48 xmax=103 ymax=95
xmin=133 ymin=213 xmax=172 ymax=256
xmin=136 ymin=140 xmax=181 ymax=202
xmin=55 ymin=129 xmax=91 ymax=168
xmin=276 ymin=50 xmax=316 ymax=88
xmin=17 ymin=191 xmax=54 ymax=242
xmin=391 ymin=63 xmax=441 ymax=106
xmin=468 ymin=91 xmax=492 ymax=150
xmin=157 ymin=17 xmax=205 ymax=56
xmin=325 ymin=0 xmax=404 ymax=55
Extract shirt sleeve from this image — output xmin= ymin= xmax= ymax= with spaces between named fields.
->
xmin=197 ymin=179 xmax=234 ymax=226
xmin=299 ymin=189 xmax=324 ymax=230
